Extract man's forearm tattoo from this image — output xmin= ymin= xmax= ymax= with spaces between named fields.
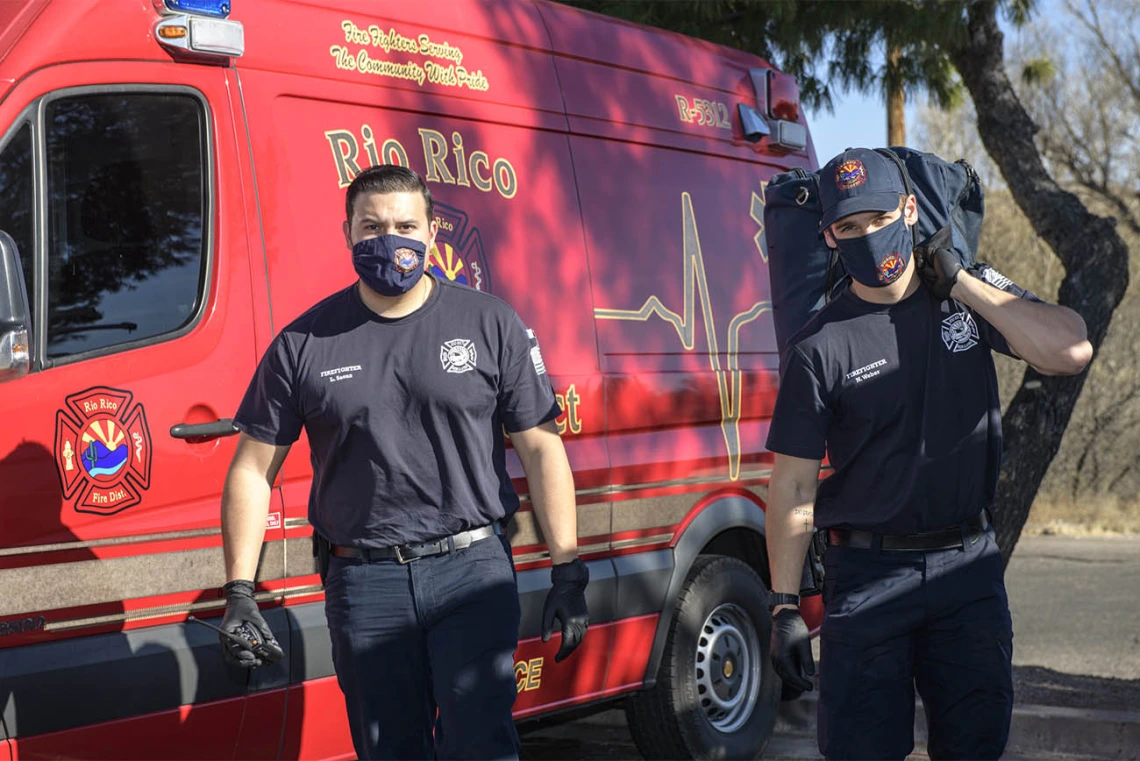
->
xmin=793 ymin=506 xmax=813 ymax=531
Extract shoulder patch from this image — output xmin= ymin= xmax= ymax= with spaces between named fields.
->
xmin=526 ymin=329 xmax=547 ymax=376
xmin=981 ymin=266 xmax=1013 ymax=291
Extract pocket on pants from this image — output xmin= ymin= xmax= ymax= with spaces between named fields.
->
xmin=464 ymin=534 xmax=513 ymax=570
xmin=322 ymin=555 xmax=363 ymax=625
xmin=821 ymin=547 xmax=879 ymax=617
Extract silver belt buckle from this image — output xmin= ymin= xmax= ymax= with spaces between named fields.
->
xmin=395 ymin=545 xmax=413 ymax=564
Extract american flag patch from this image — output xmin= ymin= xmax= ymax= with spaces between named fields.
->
xmin=982 ymin=267 xmax=1013 ymax=291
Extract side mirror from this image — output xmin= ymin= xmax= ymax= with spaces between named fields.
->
xmin=0 ymin=229 xmax=31 ymax=382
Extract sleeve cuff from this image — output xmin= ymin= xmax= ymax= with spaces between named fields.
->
xmin=765 ymin=439 xmax=826 ymax=461
xmin=503 ymin=399 xmax=562 ymax=434
xmin=233 ymin=418 xmax=299 ymax=447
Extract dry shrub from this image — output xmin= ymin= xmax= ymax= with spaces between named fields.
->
xmin=979 ymin=189 xmax=1140 ymax=529
xmin=1025 ymin=494 xmax=1140 ymax=536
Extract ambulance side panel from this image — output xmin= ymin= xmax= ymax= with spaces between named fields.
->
xmin=537 ymin=0 xmax=823 ymax=684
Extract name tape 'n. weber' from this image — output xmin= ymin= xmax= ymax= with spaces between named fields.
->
xmin=844 ymin=359 xmax=887 ymax=382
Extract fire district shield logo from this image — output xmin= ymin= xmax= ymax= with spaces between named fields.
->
xmin=54 ymin=386 xmax=152 ymax=516
xmin=878 ymin=253 xmax=905 ymax=284
xmin=836 ymin=160 xmax=867 ymax=190
xmin=941 ymin=312 xmax=979 ymax=353
xmin=426 ymin=202 xmax=492 ymax=293
xmin=393 ymin=247 xmax=420 ymax=274
xmin=440 ymin=339 xmax=477 ymax=374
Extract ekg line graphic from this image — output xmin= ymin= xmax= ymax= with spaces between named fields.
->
xmin=594 ymin=191 xmax=770 ymax=481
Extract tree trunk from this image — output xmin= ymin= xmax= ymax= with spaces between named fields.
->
xmin=887 ymin=45 xmax=906 ymax=146
xmin=948 ymin=1 xmax=1131 ymax=565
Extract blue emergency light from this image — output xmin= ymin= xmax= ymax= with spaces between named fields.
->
xmin=163 ymin=0 xmax=230 ymax=19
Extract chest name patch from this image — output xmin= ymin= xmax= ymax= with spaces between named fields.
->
xmin=941 ymin=312 xmax=979 ymax=353
xmin=319 ymin=365 xmax=362 ymax=383
xmin=844 ymin=358 xmax=888 ymax=384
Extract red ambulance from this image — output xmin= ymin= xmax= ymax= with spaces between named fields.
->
xmin=0 ymin=1 xmax=823 ymax=758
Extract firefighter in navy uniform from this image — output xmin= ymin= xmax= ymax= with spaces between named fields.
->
xmin=216 ymin=165 xmax=589 ymax=761
xmin=764 ymin=148 xmax=1092 ymax=760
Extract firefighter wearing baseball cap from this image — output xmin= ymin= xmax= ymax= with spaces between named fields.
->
xmin=763 ymin=147 xmax=1092 ymax=760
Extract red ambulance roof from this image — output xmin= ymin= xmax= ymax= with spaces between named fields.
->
xmin=0 ymin=0 xmax=50 ymax=64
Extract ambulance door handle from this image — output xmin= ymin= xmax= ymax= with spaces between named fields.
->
xmin=169 ymin=419 xmax=239 ymax=439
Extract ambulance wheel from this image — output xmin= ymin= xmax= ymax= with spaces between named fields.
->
xmin=626 ymin=555 xmax=780 ymax=760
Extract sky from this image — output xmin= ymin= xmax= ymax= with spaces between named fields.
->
xmin=806 ymin=93 xmax=919 ymax=164
xmin=804 ymin=7 xmax=1040 ymax=164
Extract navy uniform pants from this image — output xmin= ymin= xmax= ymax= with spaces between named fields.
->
xmin=323 ymin=532 xmax=521 ymax=760
xmin=818 ymin=525 xmax=1014 ymax=761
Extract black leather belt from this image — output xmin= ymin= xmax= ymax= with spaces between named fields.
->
xmin=331 ymin=524 xmax=499 ymax=564
xmin=827 ymin=511 xmax=989 ymax=552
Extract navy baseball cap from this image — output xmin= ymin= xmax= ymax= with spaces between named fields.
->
xmin=818 ymin=148 xmax=908 ymax=230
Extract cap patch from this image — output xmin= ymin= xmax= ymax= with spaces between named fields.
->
xmin=394 ymin=247 xmax=420 ymax=274
xmin=878 ymin=253 xmax=905 ymax=283
xmin=836 ymin=160 xmax=867 ymax=191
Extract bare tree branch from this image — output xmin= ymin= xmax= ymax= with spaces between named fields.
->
xmin=948 ymin=1 xmax=1131 ymax=564
xmin=1067 ymin=0 xmax=1140 ymax=109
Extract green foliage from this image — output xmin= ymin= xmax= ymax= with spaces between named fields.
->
xmin=1020 ymin=57 xmax=1057 ymax=86
xmin=564 ymin=0 xmax=1036 ymax=113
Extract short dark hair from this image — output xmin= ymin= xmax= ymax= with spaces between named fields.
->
xmin=345 ymin=165 xmax=433 ymax=224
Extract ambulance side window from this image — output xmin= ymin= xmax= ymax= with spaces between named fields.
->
xmin=44 ymin=93 xmax=206 ymax=359
xmin=0 ymin=123 xmax=34 ymax=310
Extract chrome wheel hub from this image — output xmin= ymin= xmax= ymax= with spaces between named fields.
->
xmin=693 ymin=603 xmax=762 ymax=733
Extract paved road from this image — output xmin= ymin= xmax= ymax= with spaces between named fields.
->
xmin=520 ymin=535 xmax=1140 ymax=760
xmin=519 ymin=709 xmax=826 ymax=761
xmin=1006 ymin=535 xmax=1140 ymax=679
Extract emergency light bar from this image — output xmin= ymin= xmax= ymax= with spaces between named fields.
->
xmin=739 ymin=67 xmax=808 ymax=153
xmin=161 ymin=0 xmax=231 ymax=19
xmin=156 ymin=14 xmax=244 ymax=59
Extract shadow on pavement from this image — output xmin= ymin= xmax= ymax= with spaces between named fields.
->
xmin=519 ymin=707 xmax=639 ymax=761
xmin=1013 ymin=665 xmax=1140 ymax=713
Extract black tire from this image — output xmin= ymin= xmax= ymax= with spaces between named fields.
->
xmin=625 ymin=555 xmax=781 ymax=760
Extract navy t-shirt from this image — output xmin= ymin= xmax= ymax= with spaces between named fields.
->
xmin=766 ymin=267 xmax=1039 ymax=533
xmin=234 ymin=278 xmax=562 ymax=547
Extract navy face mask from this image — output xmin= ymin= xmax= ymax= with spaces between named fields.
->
xmin=352 ymin=234 xmax=427 ymax=297
xmin=834 ymin=215 xmax=913 ymax=288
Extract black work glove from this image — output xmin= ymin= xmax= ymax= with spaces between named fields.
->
xmin=770 ymin=608 xmax=815 ymax=692
xmin=541 ymin=558 xmax=589 ymax=663
xmin=916 ymin=244 xmax=964 ymax=300
xmin=220 ymin=580 xmax=284 ymax=668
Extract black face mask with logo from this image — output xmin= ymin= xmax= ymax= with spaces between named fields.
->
xmin=352 ymin=234 xmax=427 ymax=296
xmin=834 ymin=215 xmax=913 ymax=288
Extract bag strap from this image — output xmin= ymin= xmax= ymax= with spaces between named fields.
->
xmin=823 ymin=248 xmax=841 ymax=303
xmin=873 ymin=148 xmax=913 ymax=196
xmin=873 ymin=148 xmax=918 ymax=248
xmin=780 ymin=167 xmax=844 ymax=303
xmin=953 ymin=158 xmax=981 ymax=206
